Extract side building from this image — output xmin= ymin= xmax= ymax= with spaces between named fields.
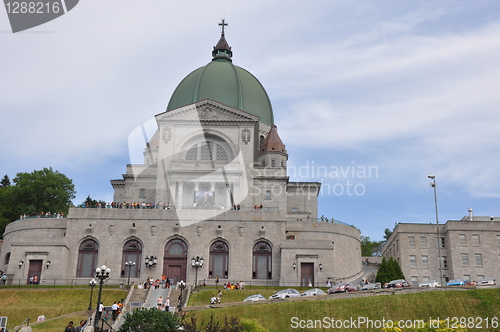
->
xmin=382 ymin=213 xmax=500 ymax=286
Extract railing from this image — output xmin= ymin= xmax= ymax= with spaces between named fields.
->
xmin=74 ymin=205 xmax=280 ymax=212
xmin=287 ymin=217 xmax=350 ymax=226
xmin=17 ymin=214 xmax=66 ymax=220
xmin=13 ymin=318 xmax=29 ymax=332
xmin=2 ymin=278 xmax=121 ymax=287
xmin=191 ymin=277 xmax=364 ymax=290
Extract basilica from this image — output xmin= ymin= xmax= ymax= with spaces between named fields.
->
xmin=0 ymin=23 xmax=361 ymax=287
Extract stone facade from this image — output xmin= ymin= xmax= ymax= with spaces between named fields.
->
xmin=0 ymin=30 xmax=362 ymax=287
xmin=382 ymin=215 xmax=500 ymax=286
xmin=1 ymin=208 xmax=360 ymax=286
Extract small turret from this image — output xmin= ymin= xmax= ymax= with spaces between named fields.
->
xmin=258 ymin=125 xmax=288 ymax=167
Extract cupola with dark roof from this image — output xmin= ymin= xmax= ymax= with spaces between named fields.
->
xmin=258 ymin=125 xmax=288 ymax=168
xmin=212 ymin=19 xmax=233 ymax=61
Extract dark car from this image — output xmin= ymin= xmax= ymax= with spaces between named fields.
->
xmin=386 ymin=279 xmax=410 ymax=288
xmin=328 ymin=282 xmax=358 ymax=293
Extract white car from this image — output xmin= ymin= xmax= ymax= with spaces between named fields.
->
xmin=269 ymin=288 xmax=301 ymax=299
xmin=243 ymin=294 xmax=266 ymax=302
xmin=419 ymin=280 xmax=440 ymax=288
xmin=361 ymin=283 xmax=380 ymax=291
xmin=300 ymin=288 xmax=327 ymax=296
xmin=477 ymin=278 xmax=496 ymax=286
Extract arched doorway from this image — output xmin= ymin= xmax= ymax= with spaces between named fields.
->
xmin=121 ymin=240 xmax=142 ymax=278
xmin=209 ymin=240 xmax=229 ymax=279
xmin=164 ymin=239 xmax=188 ymax=284
xmin=76 ymin=239 xmax=98 ymax=277
xmin=253 ymin=241 xmax=272 ymax=279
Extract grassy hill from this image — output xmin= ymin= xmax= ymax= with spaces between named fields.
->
xmin=185 ymin=288 xmax=500 ymax=332
xmin=0 ymin=288 xmax=127 ymax=332
xmin=1 ymin=287 xmax=499 ymax=332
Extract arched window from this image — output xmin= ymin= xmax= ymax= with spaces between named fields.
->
xmin=165 ymin=239 xmax=188 ymax=257
xmin=76 ymin=239 xmax=98 ymax=277
xmin=209 ymin=241 xmax=229 ymax=279
xmin=4 ymin=252 xmax=10 ymax=265
xmin=185 ymin=141 xmax=229 ymax=161
xmin=121 ymin=240 xmax=142 ymax=278
xmin=253 ymin=242 xmax=272 ymax=279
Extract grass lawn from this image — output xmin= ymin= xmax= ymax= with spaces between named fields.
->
xmin=184 ymin=288 xmax=500 ymax=331
xmin=2 ymin=287 xmax=500 ymax=332
xmin=0 ymin=288 xmax=127 ymax=332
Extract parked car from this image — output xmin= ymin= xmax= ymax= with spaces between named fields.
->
xmin=476 ymin=278 xmax=496 ymax=286
xmin=300 ymin=288 xmax=327 ymax=296
xmin=386 ymin=279 xmax=411 ymax=288
xmin=447 ymin=279 xmax=467 ymax=286
xmin=328 ymin=282 xmax=358 ymax=293
xmin=269 ymin=288 xmax=301 ymax=299
xmin=361 ymin=283 xmax=380 ymax=290
xmin=419 ymin=280 xmax=440 ymax=288
xmin=243 ymin=294 xmax=266 ymax=302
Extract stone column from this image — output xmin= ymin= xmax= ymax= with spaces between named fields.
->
xmin=177 ymin=181 xmax=184 ymax=208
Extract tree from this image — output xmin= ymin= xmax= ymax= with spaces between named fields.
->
xmin=361 ymin=236 xmax=384 ymax=257
xmin=0 ymin=185 xmax=16 ymax=237
xmin=82 ymin=195 xmax=106 ymax=208
xmin=12 ymin=167 xmax=76 ymax=215
xmin=118 ymin=308 xmax=178 ymax=332
xmin=383 ymin=228 xmax=393 ymax=241
xmin=0 ymin=174 xmax=11 ymax=187
xmin=375 ymin=257 xmax=405 ymax=285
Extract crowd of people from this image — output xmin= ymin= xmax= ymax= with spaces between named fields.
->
xmin=320 ymin=215 xmax=335 ymax=222
xmin=80 ymin=202 xmax=172 ymax=209
xmin=19 ymin=212 xmax=65 ymax=219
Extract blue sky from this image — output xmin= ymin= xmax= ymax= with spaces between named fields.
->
xmin=2 ymin=1 xmax=500 ymax=241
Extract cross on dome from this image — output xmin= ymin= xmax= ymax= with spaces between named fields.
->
xmin=219 ymin=19 xmax=228 ymax=36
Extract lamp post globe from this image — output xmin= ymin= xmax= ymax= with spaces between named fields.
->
xmin=191 ymin=256 xmax=204 ymax=288
xmin=88 ymin=279 xmax=96 ymax=310
xmin=177 ymin=280 xmax=186 ymax=311
xmin=94 ymin=265 xmax=110 ymax=329
xmin=125 ymin=261 xmax=135 ymax=287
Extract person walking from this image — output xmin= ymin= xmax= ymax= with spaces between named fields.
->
xmin=165 ymin=297 xmax=170 ymax=312
xmin=157 ymin=296 xmax=163 ymax=308
xmin=111 ymin=302 xmax=119 ymax=321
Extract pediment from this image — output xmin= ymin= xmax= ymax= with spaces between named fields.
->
xmin=156 ymin=99 xmax=260 ymax=124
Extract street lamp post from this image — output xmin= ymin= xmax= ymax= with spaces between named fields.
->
xmin=191 ymin=256 xmax=204 ymax=288
xmin=88 ymin=279 xmax=96 ymax=310
xmin=428 ymin=175 xmax=444 ymax=285
xmin=94 ymin=265 xmax=110 ymax=329
xmin=177 ymin=280 xmax=186 ymax=312
xmin=125 ymin=261 xmax=136 ymax=287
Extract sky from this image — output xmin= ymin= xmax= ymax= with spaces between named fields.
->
xmin=1 ymin=0 xmax=500 ymax=241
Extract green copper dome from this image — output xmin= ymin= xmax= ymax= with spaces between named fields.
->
xmin=166 ymin=32 xmax=274 ymax=126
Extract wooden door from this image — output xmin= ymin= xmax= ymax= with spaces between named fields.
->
xmin=27 ymin=260 xmax=42 ymax=284
xmin=300 ymin=263 xmax=314 ymax=287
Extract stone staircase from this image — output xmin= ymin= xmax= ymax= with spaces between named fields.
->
xmin=127 ymin=288 xmax=148 ymax=311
